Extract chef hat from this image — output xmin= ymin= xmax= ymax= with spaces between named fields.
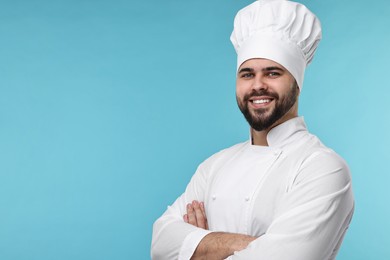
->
xmin=230 ymin=0 xmax=322 ymax=89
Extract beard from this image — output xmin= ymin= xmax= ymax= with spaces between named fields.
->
xmin=237 ymin=84 xmax=299 ymax=132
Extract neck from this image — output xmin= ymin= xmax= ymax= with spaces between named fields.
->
xmin=251 ymin=128 xmax=269 ymax=146
xmin=251 ymin=113 xmax=298 ymax=146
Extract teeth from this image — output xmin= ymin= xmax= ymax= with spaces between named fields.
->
xmin=253 ymin=99 xmax=270 ymax=104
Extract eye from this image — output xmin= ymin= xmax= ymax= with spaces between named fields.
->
xmin=267 ymin=71 xmax=281 ymax=78
xmin=240 ymin=73 xmax=254 ymax=79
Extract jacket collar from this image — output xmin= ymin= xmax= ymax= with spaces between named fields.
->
xmin=249 ymin=116 xmax=308 ymax=148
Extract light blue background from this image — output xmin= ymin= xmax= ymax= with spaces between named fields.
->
xmin=0 ymin=0 xmax=389 ymax=259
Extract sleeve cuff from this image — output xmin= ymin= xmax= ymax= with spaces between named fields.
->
xmin=178 ymin=229 xmax=212 ymax=260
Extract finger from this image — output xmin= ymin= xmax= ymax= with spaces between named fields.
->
xmin=192 ymin=201 xmax=207 ymax=229
xmin=200 ymin=202 xmax=206 ymax=217
xmin=200 ymin=202 xmax=209 ymax=230
xmin=186 ymin=203 xmax=197 ymax=226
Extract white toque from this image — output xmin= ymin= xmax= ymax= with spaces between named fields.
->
xmin=230 ymin=0 xmax=322 ymax=89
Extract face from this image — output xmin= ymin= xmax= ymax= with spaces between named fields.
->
xmin=236 ymin=58 xmax=299 ymax=132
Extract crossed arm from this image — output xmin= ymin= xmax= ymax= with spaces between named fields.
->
xmin=183 ymin=200 xmax=257 ymax=260
xmin=152 ymin=151 xmax=354 ymax=259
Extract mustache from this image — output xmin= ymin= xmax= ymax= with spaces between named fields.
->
xmin=243 ymin=89 xmax=279 ymax=102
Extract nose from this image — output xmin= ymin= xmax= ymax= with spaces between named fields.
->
xmin=252 ymin=75 xmax=268 ymax=91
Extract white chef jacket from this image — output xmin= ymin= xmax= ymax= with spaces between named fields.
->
xmin=151 ymin=117 xmax=354 ymax=260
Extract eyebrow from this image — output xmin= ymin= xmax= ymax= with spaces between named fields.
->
xmin=263 ymin=66 xmax=284 ymax=72
xmin=238 ymin=66 xmax=284 ymax=74
xmin=238 ymin=67 xmax=254 ymax=74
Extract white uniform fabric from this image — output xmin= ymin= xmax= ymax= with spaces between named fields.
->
xmin=151 ymin=117 xmax=354 ymax=260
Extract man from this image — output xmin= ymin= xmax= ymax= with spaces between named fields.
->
xmin=151 ymin=0 xmax=354 ymax=259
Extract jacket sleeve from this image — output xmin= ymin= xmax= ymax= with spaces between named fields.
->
xmin=226 ymin=151 xmax=354 ymax=260
xmin=151 ymin=163 xmax=212 ymax=260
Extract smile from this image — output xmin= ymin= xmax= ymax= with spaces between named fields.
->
xmin=252 ymin=99 xmax=271 ymax=104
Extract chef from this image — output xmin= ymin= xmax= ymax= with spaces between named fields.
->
xmin=151 ymin=1 xmax=354 ymax=259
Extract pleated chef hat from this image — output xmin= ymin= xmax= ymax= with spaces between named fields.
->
xmin=230 ymin=0 xmax=322 ymax=89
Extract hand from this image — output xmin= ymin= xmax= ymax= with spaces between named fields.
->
xmin=184 ymin=200 xmax=257 ymax=259
xmin=183 ymin=200 xmax=209 ymax=230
